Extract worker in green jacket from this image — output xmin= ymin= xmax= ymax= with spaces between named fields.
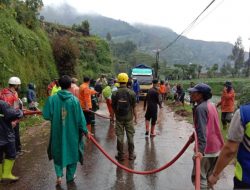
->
xmin=43 ymin=75 xmax=91 ymax=186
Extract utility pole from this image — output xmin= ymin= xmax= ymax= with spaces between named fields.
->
xmin=155 ymin=49 xmax=160 ymax=79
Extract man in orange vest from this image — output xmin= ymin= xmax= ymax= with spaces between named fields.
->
xmin=79 ymin=77 xmax=97 ymax=132
xmin=217 ymin=81 xmax=235 ymax=130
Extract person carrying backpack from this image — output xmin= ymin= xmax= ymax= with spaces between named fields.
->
xmin=112 ymin=73 xmax=137 ymax=161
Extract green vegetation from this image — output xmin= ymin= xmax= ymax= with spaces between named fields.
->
xmin=0 ymin=1 xmax=113 ymax=99
xmin=171 ymin=78 xmax=250 ymax=97
xmin=0 ymin=5 xmax=58 ymax=96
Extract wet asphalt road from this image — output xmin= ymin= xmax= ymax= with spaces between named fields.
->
xmin=1 ymin=102 xmax=234 ymax=190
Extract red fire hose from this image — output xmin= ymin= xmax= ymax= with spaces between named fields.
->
xmin=23 ymin=110 xmax=42 ymax=116
xmin=89 ymin=133 xmax=193 ymax=175
xmin=194 ymin=131 xmax=201 ymax=190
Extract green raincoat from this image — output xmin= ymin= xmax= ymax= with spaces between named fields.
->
xmin=43 ymin=90 xmax=87 ymax=167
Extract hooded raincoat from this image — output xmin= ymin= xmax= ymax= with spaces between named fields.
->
xmin=43 ymin=90 xmax=87 ymax=167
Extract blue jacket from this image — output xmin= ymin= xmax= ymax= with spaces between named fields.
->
xmin=132 ymin=81 xmax=140 ymax=94
xmin=0 ymin=100 xmax=23 ymax=145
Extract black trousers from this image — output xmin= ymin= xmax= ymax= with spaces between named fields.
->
xmin=14 ymin=123 xmax=21 ymax=152
xmin=0 ymin=142 xmax=16 ymax=163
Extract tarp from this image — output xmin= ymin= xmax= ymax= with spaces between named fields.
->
xmin=132 ymin=64 xmax=153 ymax=76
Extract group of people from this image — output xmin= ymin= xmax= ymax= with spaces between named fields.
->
xmin=1 ymin=72 xmax=250 ymax=190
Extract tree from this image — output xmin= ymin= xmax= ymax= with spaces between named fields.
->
xmin=207 ymin=64 xmax=218 ymax=78
xmin=52 ymin=36 xmax=80 ymax=77
xmin=244 ymin=57 xmax=250 ymax=77
xmin=25 ymin=0 xmax=43 ymax=12
xmin=72 ymin=20 xmax=90 ymax=36
xmin=197 ymin=65 xmax=202 ymax=79
xmin=228 ymin=37 xmax=245 ymax=77
xmin=106 ymin=32 xmax=112 ymax=41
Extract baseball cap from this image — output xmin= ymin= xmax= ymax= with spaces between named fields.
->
xmin=188 ymin=83 xmax=211 ymax=94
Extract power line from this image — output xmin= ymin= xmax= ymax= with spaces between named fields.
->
xmin=184 ymin=0 xmax=225 ymax=37
xmin=161 ymin=0 xmax=217 ymax=52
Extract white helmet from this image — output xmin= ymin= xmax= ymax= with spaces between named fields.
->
xmin=8 ymin=77 xmax=21 ymax=85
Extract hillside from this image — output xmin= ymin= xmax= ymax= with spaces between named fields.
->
xmin=0 ymin=3 xmax=113 ymax=97
xmin=41 ymin=4 xmax=233 ymax=67
xmin=0 ymin=7 xmax=58 ymax=95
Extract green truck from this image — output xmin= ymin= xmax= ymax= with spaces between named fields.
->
xmin=131 ymin=64 xmax=154 ymax=97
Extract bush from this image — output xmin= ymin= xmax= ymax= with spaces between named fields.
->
xmin=52 ymin=35 xmax=80 ymax=77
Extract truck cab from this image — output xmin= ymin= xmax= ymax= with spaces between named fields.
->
xmin=131 ymin=64 xmax=153 ymax=98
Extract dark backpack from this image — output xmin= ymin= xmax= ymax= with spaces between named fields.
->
xmin=116 ymin=89 xmax=131 ymax=116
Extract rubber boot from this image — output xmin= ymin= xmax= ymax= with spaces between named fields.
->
xmin=150 ymin=125 xmax=156 ymax=137
xmin=1 ymin=159 xmax=19 ymax=183
xmin=145 ymin=120 xmax=150 ymax=136
xmin=0 ymin=163 xmax=2 ymax=182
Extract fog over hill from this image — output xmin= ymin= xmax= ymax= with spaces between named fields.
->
xmin=40 ymin=4 xmax=234 ymax=67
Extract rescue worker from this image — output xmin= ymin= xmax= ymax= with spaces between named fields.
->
xmin=27 ymin=83 xmax=37 ymax=110
xmin=43 ymin=75 xmax=91 ymax=185
xmin=0 ymin=77 xmax=22 ymax=155
xmin=47 ymin=78 xmax=57 ymax=96
xmin=159 ymin=80 xmax=166 ymax=104
xmin=175 ymin=84 xmax=185 ymax=106
xmin=50 ymin=79 xmax=61 ymax=96
xmin=144 ymin=79 xmax=162 ymax=137
xmin=79 ymin=77 xmax=97 ymax=132
xmin=0 ymin=100 xmax=23 ymax=183
xmin=208 ymin=102 xmax=250 ymax=189
xmin=216 ymin=81 xmax=235 ymax=130
xmin=96 ymin=74 xmax=108 ymax=90
xmin=132 ymin=78 xmax=140 ymax=103
xmin=188 ymin=83 xmax=224 ymax=190
xmin=112 ymin=73 xmax=137 ymax=161
xmin=102 ymin=80 xmax=115 ymax=123
xmin=69 ymin=77 xmax=79 ymax=98
xmin=89 ymin=79 xmax=99 ymax=133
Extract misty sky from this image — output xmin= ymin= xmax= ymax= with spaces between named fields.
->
xmin=43 ymin=0 xmax=250 ymax=49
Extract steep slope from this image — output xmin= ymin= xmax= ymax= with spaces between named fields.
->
xmin=0 ymin=8 xmax=58 ymax=95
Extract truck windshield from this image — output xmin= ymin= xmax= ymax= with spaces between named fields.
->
xmin=134 ymin=75 xmax=153 ymax=85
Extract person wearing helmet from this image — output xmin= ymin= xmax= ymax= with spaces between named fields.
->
xmin=0 ymin=77 xmax=22 ymax=155
xmin=111 ymin=73 xmax=137 ymax=161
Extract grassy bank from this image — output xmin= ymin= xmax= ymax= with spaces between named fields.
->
xmin=165 ymin=100 xmax=228 ymax=141
xmin=171 ymin=78 xmax=250 ymax=96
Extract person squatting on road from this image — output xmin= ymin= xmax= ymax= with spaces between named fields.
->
xmin=43 ymin=75 xmax=91 ymax=186
xmin=0 ymin=77 xmax=22 ymax=155
xmin=79 ymin=77 xmax=97 ymax=132
xmin=188 ymin=83 xmax=224 ymax=190
xmin=208 ymin=102 xmax=250 ymax=189
xmin=216 ymin=81 xmax=235 ymax=130
xmin=144 ymin=79 xmax=162 ymax=137
xmin=0 ymin=100 xmax=23 ymax=183
xmin=112 ymin=73 xmax=137 ymax=161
